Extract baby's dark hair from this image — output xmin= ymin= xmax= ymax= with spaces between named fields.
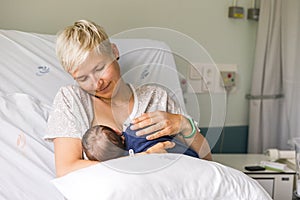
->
xmin=82 ymin=125 xmax=125 ymax=161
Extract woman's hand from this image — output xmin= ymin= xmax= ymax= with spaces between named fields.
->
xmin=131 ymin=111 xmax=212 ymax=161
xmin=131 ymin=111 xmax=184 ymax=140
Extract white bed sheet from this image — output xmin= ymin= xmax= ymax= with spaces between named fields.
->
xmin=0 ymin=92 xmax=63 ymax=199
xmin=0 ymin=30 xmax=73 ymax=105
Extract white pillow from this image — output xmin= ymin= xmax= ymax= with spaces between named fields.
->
xmin=52 ymin=154 xmax=271 ymax=200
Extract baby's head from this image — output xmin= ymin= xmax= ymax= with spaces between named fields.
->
xmin=82 ymin=125 xmax=125 ymax=161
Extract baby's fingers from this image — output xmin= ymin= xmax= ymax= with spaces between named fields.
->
xmin=160 ymin=141 xmax=175 ymax=149
xmin=146 ymin=141 xmax=175 ymax=154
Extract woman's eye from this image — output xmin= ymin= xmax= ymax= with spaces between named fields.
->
xmin=96 ymin=65 xmax=105 ymax=72
xmin=77 ymin=77 xmax=87 ymax=82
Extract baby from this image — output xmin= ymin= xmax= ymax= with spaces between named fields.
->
xmin=82 ymin=124 xmax=199 ymax=162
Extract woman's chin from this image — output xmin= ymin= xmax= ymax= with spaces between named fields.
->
xmin=95 ymin=90 xmax=118 ymax=100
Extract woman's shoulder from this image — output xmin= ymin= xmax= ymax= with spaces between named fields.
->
xmin=56 ymin=85 xmax=89 ymax=99
xmin=46 ymin=85 xmax=93 ymax=141
xmin=57 ymin=84 xmax=84 ymax=94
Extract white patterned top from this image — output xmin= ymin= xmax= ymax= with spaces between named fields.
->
xmin=44 ymin=84 xmax=185 ymax=141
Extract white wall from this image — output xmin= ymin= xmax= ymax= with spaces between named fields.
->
xmin=0 ymin=0 xmax=258 ymax=127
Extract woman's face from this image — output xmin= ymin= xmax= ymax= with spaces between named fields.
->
xmin=72 ymin=49 xmax=121 ymax=99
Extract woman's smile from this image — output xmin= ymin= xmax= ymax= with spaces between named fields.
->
xmin=97 ymin=82 xmax=111 ymax=93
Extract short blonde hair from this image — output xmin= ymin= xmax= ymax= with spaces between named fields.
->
xmin=56 ymin=20 xmax=113 ymax=73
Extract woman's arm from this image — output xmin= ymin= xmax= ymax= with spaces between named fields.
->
xmin=53 ymin=137 xmax=98 ymax=177
xmin=53 ymin=137 xmax=175 ymax=177
xmin=178 ymin=116 xmax=212 ymax=160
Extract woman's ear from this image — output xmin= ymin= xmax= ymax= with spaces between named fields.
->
xmin=111 ymin=43 xmax=119 ymax=60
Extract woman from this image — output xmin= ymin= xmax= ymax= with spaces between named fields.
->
xmin=45 ymin=20 xmax=212 ymax=177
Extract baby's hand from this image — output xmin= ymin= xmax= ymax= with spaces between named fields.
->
xmin=145 ymin=141 xmax=175 ymax=154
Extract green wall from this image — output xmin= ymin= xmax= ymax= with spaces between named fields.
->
xmin=201 ymin=126 xmax=248 ymax=153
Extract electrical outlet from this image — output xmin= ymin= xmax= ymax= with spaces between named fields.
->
xmin=202 ymin=65 xmax=216 ymax=92
xmin=187 ymin=63 xmax=237 ymax=93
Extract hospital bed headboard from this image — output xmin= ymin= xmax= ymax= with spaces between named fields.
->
xmin=0 ymin=30 xmax=185 ymax=109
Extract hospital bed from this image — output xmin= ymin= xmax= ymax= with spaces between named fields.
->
xmin=0 ymin=29 xmax=271 ymax=200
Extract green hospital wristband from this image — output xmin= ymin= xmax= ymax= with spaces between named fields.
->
xmin=182 ymin=118 xmax=196 ymax=139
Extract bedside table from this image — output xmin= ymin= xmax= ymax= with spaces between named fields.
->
xmin=213 ymin=154 xmax=296 ymax=200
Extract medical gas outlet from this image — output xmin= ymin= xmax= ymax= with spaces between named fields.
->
xmin=187 ymin=63 xmax=238 ymax=93
xmin=221 ymin=71 xmax=236 ymax=87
